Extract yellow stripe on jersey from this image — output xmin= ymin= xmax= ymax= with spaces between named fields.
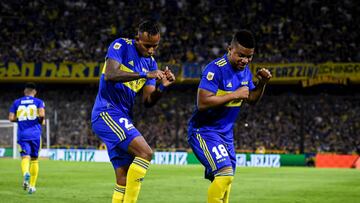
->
xmin=101 ymin=61 xmax=107 ymax=74
xmin=216 ymin=89 xmax=244 ymax=107
xmin=102 ymin=61 xmax=146 ymax=93
xmin=100 ymin=112 xmax=126 ymax=141
xmin=119 ymin=64 xmax=146 ymax=93
xmin=196 ymin=133 xmax=217 ymax=171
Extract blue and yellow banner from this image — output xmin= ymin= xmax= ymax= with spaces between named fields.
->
xmin=250 ymin=63 xmax=360 ymax=86
xmin=1 ymin=62 xmax=359 ymax=85
xmin=0 ymin=62 xmax=103 ymax=83
xmin=0 ymin=62 xmax=182 ymax=83
xmin=181 ymin=62 xmax=360 ymax=86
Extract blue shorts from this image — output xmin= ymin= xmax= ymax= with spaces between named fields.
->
xmin=188 ymin=130 xmax=236 ymax=180
xmin=92 ymin=111 xmax=141 ymax=169
xmin=18 ymin=139 xmax=41 ymax=158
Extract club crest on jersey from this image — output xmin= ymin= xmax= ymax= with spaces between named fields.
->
xmin=206 ymin=72 xmax=214 ymax=81
xmin=113 ymin=42 xmax=121 ymax=50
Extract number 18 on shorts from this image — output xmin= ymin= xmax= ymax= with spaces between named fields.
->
xmin=188 ymin=132 xmax=236 ymax=174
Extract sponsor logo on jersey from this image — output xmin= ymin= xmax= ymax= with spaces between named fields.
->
xmin=21 ymin=100 xmax=34 ymax=104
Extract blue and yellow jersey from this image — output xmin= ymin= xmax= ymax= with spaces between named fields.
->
xmin=188 ymin=54 xmax=255 ymax=139
xmin=9 ymin=96 xmax=45 ymax=140
xmin=91 ymin=38 xmax=157 ymax=121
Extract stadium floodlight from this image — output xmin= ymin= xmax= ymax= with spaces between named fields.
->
xmin=0 ymin=119 xmax=50 ymax=159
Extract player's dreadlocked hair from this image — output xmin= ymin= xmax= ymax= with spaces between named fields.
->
xmin=138 ymin=20 xmax=160 ymax=36
xmin=232 ymin=30 xmax=255 ymax=49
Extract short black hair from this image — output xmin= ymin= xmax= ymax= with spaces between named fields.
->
xmin=232 ymin=30 xmax=255 ymax=49
xmin=25 ymin=82 xmax=36 ymax=90
xmin=138 ymin=20 xmax=160 ymax=36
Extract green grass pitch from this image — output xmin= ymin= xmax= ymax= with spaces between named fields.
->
xmin=0 ymin=159 xmax=359 ymax=203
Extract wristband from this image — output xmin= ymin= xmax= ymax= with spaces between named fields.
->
xmin=139 ymin=71 xmax=147 ymax=78
xmin=157 ymin=83 xmax=167 ymax=92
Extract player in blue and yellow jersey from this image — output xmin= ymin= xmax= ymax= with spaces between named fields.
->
xmin=9 ymin=82 xmax=45 ymax=194
xmin=188 ymin=30 xmax=272 ymax=203
xmin=91 ymin=20 xmax=175 ymax=203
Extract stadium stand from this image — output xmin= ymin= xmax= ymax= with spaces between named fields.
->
xmin=1 ymin=85 xmax=359 ymax=154
xmin=1 ymin=0 xmax=359 ymax=63
xmin=0 ymin=0 xmax=359 ymax=154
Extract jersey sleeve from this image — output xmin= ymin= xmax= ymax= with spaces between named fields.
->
xmin=145 ymin=57 xmax=157 ymax=86
xmin=246 ymin=67 xmax=256 ymax=90
xmin=105 ymin=39 xmax=126 ymax=64
xmin=38 ymin=99 xmax=45 ymax=109
xmin=198 ymin=64 xmax=220 ymax=93
xmin=9 ymin=100 xmax=17 ymax=113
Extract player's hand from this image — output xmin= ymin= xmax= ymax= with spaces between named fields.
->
xmin=146 ymin=70 xmax=165 ymax=80
xmin=233 ymin=86 xmax=249 ymax=100
xmin=256 ymin=68 xmax=272 ymax=83
xmin=161 ymin=66 xmax=176 ymax=87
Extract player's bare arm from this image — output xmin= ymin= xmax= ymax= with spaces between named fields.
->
xmin=197 ymin=86 xmax=249 ymax=111
xmin=38 ymin=108 xmax=45 ymax=125
xmin=247 ymin=68 xmax=272 ymax=105
xmin=143 ymin=67 xmax=175 ymax=107
xmin=104 ymin=58 xmax=165 ymax=82
xmin=8 ymin=112 xmax=16 ymax=122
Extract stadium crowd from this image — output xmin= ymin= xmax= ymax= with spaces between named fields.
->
xmin=0 ymin=0 xmax=359 ymax=154
xmin=0 ymin=86 xmax=359 ymax=154
xmin=1 ymin=0 xmax=359 ymax=64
